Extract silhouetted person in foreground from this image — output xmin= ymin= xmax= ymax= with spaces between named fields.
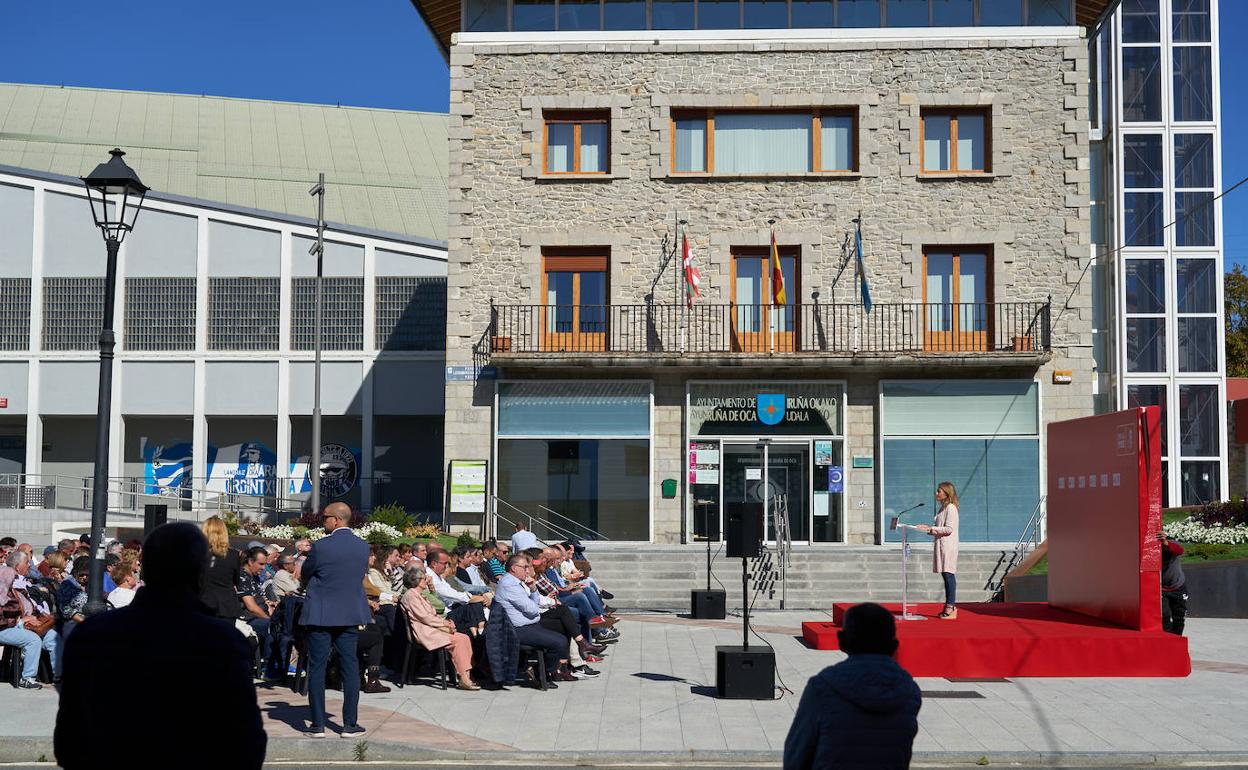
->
xmin=784 ymin=602 xmax=921 ymax=770
xmin=54 ymin=523 xmax=265 ymax=769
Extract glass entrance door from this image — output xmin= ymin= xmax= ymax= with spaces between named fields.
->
xmin=721 ymin=441 xmax=808 ymax=544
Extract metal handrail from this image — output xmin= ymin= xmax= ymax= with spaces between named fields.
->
xmin=490 ymin=495 xmax=584 ymax=544
xmin=536 ymin=504 xmax=610 ymax=542
xmin=986 ymin=495 xmax=1047 ymax=600
xmin=489 ymin=301 xmax=1052 ymax=355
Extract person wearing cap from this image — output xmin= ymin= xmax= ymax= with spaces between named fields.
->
xmin=784 ymin=602 xmax=921 ymax=770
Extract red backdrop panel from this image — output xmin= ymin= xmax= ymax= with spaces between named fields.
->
xmin=1046 ymin=407 xmax=1162 ymax=630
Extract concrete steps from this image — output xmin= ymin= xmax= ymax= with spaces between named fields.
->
xmin=580 ymin=545 xmax=1007 ymax=610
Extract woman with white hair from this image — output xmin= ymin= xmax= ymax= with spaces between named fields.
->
xmin=0 ymin=549 xmax=62 ymax=688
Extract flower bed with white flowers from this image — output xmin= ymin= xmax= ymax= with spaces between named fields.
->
xmin=255 ymin=521 xmax=404 ymax=543
xmin=1163 ymin=516 xmax=1248 ymax=545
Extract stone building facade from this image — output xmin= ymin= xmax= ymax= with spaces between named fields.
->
xmin=443 ymin=30 xmax=1094 ymax=545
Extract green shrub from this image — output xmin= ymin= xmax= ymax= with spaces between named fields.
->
xmin=456 ymin=531 xmax=481 ymax=550
xmin=1183 ymin=543 xmax=1232 ymax=561
xmin=365 ymin=529 xmax=397 ymax=546
xmin=368 ymin=502 xmax=412 ymax=530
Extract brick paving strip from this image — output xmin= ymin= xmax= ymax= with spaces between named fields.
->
xmin=1192 ymin=659 xmax=1248 ymax=675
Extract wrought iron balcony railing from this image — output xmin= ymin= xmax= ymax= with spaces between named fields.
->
xmin=485 ymin=300 xmax=1051 ymax=356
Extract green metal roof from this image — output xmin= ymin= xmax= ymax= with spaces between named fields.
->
xmin=0 ymin=82 xmax=448 ymax=243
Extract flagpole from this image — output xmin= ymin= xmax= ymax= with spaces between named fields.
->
xmin=852 ymin=213 xmax=861 ymax=353
xmin=679 ymin=218 xmax=688 ymax=354
xmin=768 ymin=219 xmax=776 ymax=355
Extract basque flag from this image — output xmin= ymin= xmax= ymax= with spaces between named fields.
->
xmin=682 ymin=231 xmax=701 ymax=308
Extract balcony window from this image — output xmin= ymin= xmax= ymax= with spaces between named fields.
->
xmin=544 ymin=111 xmax=609 ymax=174
xmin=672 ymin=109 xmax=855 ymax=175
xmin=837 ymin=0 xmax=881 ymax=26
xmin=1027 ymin=0 xmax=1070 ymax=24
xmin=885 ymin=0 xmax=928 ymax=27
xmin=604 ymin=0 xmax=646 ymax=27
xmin=559 ymin=0 xmax=602 ymax=29
xmin=466 ymin=0 xmax=508 ymax=30
xmin=541 ymin=251 xmax=608 ymax=351
xmin=744 ymin=0 xmax=788 ymax=28
xmin=700 ymin=0 xmax=742 ymax=27
xmin=652 ymin=0 xmax=695 ymax=28
xmin=921 ymin=109 xmax=988 ymax=173
xmin=732 ymin=248 xmax=798 ymax=352
xmin=923 ymin=249 xmax=991 ymax=351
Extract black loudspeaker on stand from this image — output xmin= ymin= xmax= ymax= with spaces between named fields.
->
xmin=716 ymin=500 xmax=775 ymax=700
xmin=691 ymin=499 xmax=726 ymax=619
xmin=143 ymin=504 xmax=168 ymax=537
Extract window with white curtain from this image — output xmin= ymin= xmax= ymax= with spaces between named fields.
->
xmin=920 ymin=108 xmax=989 ymax=173
xmin=543 ymin=111 xmax=610 ymax=174
xmin=671 ymin=109 xmax=855 ymax=174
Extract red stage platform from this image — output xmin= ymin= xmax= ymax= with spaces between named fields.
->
xmin=800 ymin=602 xmax=1190 ymax=678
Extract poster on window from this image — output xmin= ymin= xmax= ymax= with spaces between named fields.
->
xmin=142 ymin=438 xmax=196 ymax=498
xmin=206 ymin=442 xmax=277 ymax=496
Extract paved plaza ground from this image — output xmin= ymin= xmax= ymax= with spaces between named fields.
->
xmin=3 ymin=611 xmax=1247 ymax=767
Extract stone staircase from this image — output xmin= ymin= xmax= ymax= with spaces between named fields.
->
xmin=578 ymin=543 xmax=1009 ymax=611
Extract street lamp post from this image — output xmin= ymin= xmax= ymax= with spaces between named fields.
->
xmin=81 ymin=148 xmax=148 ymax=617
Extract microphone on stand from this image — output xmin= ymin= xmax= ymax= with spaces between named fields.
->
xmin=889 ymin=502 xmax=925 ymax=531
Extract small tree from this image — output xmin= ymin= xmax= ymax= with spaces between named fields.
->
xmin=1227 ymin=265 xmax=1248 ymax=378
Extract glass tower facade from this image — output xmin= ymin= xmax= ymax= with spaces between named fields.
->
xmin=1092 ymin=0 xmax=1225 ymax=506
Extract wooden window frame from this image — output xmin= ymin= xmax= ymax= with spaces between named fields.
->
xmin=921 ymin=246 xmax=994 ymax=352
xmin=669 ymin=108 xmax=857 ymax=175
xmin=540 ymin=248 xmax=610 ymax=351
xmin=918 ymin=108 xmax=992 ymax=175
xmin=729 ymin=246 xmax=800 ymax=352
xmin=542 ymin=110 xmax=611 ymax=175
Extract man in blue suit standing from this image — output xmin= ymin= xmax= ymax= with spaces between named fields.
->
xmin=300 ymin=501 xmax=371 ymax=738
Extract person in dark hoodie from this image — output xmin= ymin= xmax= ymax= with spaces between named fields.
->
xmin=1158 ymin=532 xmax=1187 ymax=635
xmin=784 ymin=602 xmax=921 ymax=770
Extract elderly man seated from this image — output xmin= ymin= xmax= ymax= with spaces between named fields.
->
xmin=270 ymin=553 xmax=299 ymax=598
xmin=0 ymin=550 xmax=62 ymax=688
xmin=425 ymin=548 xmax=491 ymax=636
xmin=492 ymin=553 xmax=570 ymax=689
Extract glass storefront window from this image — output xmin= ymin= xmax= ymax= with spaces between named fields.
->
xmin=881 ymin=380 xmax=1038 ymax=436
xmin=497 ymin=438 xmax=650 ymax=540
xmin=1125 ymin=317 xmax=1166 ymax=372
xmin=1125 ymin=259 xmax=1165 ymax=314
xmin=1122 ymin=47 xmax=1162 ymax=122
xmin=1173 ymin=47 xmax=1213 ymax=122
xmin=1176 ymin=317 xmax=1217 ymax=373
xmin=1127 ymin=384 xmax=1168 ymax=455
xmin=1176 ymin=258 xmax=1216 ymax=313
xmin=498 ymin=382 xmax=649 ymax=437
xmin=1178 ymin=384 xmax=1218 ymax=457
xmin=1121 ymin=0 xmax=1159 ymax=43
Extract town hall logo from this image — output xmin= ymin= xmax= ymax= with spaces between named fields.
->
xmin=756 ymin=394 xmax=785 ymax=426
xmin=318 ymin=443 xmax=360 ymax=499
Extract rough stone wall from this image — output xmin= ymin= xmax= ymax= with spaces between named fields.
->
xmin=444 ymin=36 xmax=1094 ymax=541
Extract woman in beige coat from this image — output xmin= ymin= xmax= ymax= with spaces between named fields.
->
xmin=916 ymin=481 xmax=960 ymax=619
xmin=399 ymin=569 xmax=479 ymax=690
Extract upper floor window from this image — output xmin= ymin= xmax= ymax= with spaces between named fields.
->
xmin=920 ymin=109 xmax=989 ymax=174
xmin=672 ymin=109 xmax=855 ymax=175
xmin=544 ymin=111 xmax=610 ymax=174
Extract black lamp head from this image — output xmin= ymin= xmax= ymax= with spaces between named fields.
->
xmin=81 ymin=148 xmax=149 ymax=244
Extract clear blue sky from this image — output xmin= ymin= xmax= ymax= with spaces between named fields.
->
xmin=0 ymin=0 xmax=1243 ymax=268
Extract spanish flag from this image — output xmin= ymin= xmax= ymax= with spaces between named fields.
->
xmin=770 ymin=230 xmax=786 ymax=305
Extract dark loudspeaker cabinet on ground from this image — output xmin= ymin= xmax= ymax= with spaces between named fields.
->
xmin=144 ymin=504 xmax=168 ymax=537
xmin=690 ymin=589 xmax=726 ymax=619
xmin=725 ymin=502 xmax=763 ymax=559
xmin=715 ymin=645 xmax=775 ymax=699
